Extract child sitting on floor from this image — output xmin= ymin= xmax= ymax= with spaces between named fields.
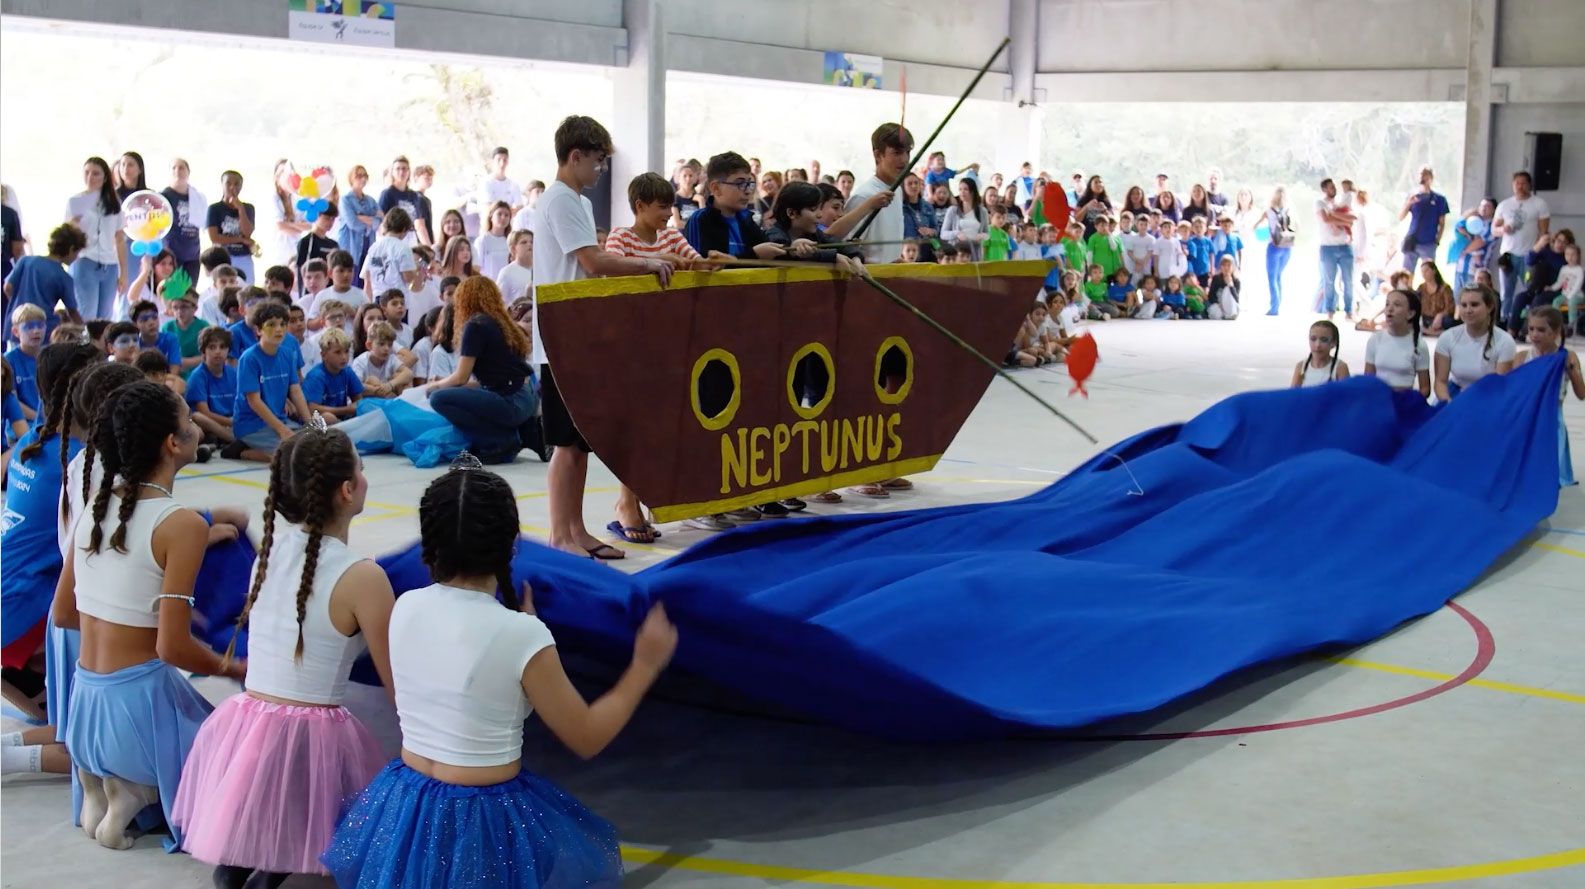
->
xmin=351 ymin=321 xmax=412 ymax=398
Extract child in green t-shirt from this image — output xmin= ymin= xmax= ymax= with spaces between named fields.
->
xmin=1083 ymin=263 xmax=1118 ymax=319
xmin=985 ymin=212 xmax=1012 ymax=261
xmin=1183 ymin=276 xmax=1209 ymax=319
xmin=1060 ymin=222 xmax=1088 ymax=274
xmin=1086 ymin=216 xmax=1124 ymax=279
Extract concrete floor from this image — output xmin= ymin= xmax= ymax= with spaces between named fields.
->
xmin=4 ymin=312 xmax=1583 ymax=889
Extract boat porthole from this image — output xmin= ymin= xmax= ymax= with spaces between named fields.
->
xmin=690 ymin=348 xmax=741 ymax=431
xmin=786 ymin=343 xmax=836 ymax=420
xmin=874 ymin=336 xmax=913 ymax=404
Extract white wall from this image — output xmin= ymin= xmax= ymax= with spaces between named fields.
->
xmin=1489 ymin=103 xmax=1585 ymax=232
xmin=1496 ymin=0 xmax=1585 ymax=67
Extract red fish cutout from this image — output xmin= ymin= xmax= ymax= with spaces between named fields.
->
xmin=1042 ymin=181 xmax=1071 ymax=233
xmin=1067 ymin=332 xmax=1097 ymax=397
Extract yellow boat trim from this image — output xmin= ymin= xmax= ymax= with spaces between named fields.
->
xmin=536 ymin=260 xmax=1051 ymax=305
xmin=786 ymin=342 xmax=837 ymax=420
xmin=648 ymin=453 xmax=943 ymax=523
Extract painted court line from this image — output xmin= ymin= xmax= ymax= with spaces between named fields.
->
xmin=617 ymin=845 xmax=1585 ymax=889
xmin=1330 ymin=657 xmax=1585 ymax=706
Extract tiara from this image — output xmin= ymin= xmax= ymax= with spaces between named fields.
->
xmin=450 ymin=450 xmax=486 ymax=472
xmin=307 ymin=411 xmax=331 ymax=434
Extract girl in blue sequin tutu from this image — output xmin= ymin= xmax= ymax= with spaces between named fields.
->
xmin=322 ymin=456 xmax=678 ymax=888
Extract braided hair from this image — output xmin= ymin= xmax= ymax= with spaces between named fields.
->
xmin=1390 ymin=288 xmax=1425 ymax=365
xmin=419 ymin=465 xmax=521 ymax=611
xmin=1306 ymin=320 xmax=1342 ymax=381
xmin=223 ymin=425 xmax=359 ymax=667
xmin=83 ymin=381 xmax=188 ymax=555
xmin=16 ymin=343 xmax=100 ymax=465
xmin=60 ymin=362 xmax=142 ymax=523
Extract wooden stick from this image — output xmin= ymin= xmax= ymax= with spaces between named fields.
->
xmin=849 ymin=37 xmax=1011 ymax=242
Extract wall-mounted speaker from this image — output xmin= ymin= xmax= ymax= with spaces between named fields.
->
xmin=1525 ymin=131 xmax=1562 ymax=192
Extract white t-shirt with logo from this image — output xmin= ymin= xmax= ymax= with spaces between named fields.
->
xmin=1494 ymin=194 xmax=1551 ymax=255
xmin=529 ymin=180 xmax=597 ymax=367
xmin=1365 ymin=329 xmax=1430 ymax=390
xmin=363 ymin=235 xmax=416 ymax=297
xmin=1434 ymin=324 xmax=1516 ymax=388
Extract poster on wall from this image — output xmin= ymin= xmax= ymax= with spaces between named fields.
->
xmin=823 ymin=51 xmax=883 ymax=90
xmin=288 ymin=1 xmax=396 ymax=48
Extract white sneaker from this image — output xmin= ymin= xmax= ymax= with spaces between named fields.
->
xmin=685 ymin=514 xmax=735 ymax=531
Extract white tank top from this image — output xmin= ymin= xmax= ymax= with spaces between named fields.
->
xmin=244 ymin=527 xmax=366 ymax=705
xmin=1299 ymin=360 xmax=1336 ymax=387
xmin=389 ymin=583 xmax=556 ymax=767
xmin=74 ymin=493 xmax=185 ymax=629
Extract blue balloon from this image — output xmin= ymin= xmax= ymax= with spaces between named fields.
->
xmin=295 ymin=197 xmax=313 ymax=213
xmin=303 ymin=208 xmax=320 ymax=222
xmin=1255 ymin=225 xmax=1271 ymax=243
xmin=1465 ymin=217 xmax=1486 ymax=238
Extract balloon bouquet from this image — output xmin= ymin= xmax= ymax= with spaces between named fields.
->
xmin=290 ymin=166 xmax=337 ymax=222
xmin=121 ymin=190 xmax=174 ymax=257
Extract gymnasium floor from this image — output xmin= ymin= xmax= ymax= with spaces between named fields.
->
xmin=4 ymin=312 xmax=1582 ymax=889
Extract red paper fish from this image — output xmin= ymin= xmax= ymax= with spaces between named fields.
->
xmin=1067 ymin=332 xmax=1097 ymax=397
xmin=1042 ymin=182 xmax=1071 ymax=233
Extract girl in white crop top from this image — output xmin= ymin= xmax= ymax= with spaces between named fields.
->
xmin=51 ymin=381 xmax=240 ymax=853
xmin=171 ymin=424 xmax=395 ymax=887
xmin=323 ymin=459 xmax=678 ymax=889
xmin=1363 ymin=289 xmax=1431 ymax=397
xmin=1290 ymin=320 xmax=1352 ymax=388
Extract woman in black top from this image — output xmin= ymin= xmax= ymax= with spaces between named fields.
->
xmin=1075 ymin=175 xmax=1112 ymax=238
xmin=425 ymin=277 xmax=537 ymax=463
xmin=114 ymin=151 xmax=149 ymax=201
xmin=1120 ymin=185 xmax=1150 ymax=219
xmin=1182 ymin=184 xmax=1214 ymax=224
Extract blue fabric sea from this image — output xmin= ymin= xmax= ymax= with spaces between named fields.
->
xmin=368 ymin=354 xmax=1569 ymax=742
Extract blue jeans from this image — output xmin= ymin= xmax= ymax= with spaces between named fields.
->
xmin=1499 ymin=253 xmax=1528 ymax=330
xmin=1319 ymin=244 xmax=1354 ymax=314
xmin=1401 ymin=242 xmax=1438 ymax=271
xmin=430 ymin=383 xmax=538 ymax=457
xmin=1265 ymin=245 xmax=1291 ymax=313
xmin=70 ymin=257 xmax=119 ymax=320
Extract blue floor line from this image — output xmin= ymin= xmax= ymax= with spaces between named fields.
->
xmin=179 ymin=465 xmax=270 ymax=480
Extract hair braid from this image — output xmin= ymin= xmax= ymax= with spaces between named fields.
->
xmin=292 ymin=441 xmax=331 ymax=662
xmin=419 ymin=466 xmax=520 ymax=611
xmin=223 ymin=443 xmax=286 ymax=670
xmin=84 ymin=382 xmax=183 ymax=554
xmin=62 ymin=364 xmax=142 ymax=524
xmin=17 ymin=344 xmax=98 ymax=464
xmin=84 ymin=395 xmax=121 ymax=556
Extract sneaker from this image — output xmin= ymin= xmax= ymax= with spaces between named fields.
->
xmin=195 ymin=444 xmax=214 ymax=464
xmin=726 ymin=507 xmax=761 ymax=522
xmin=753 ymin=501 xmax=790 ymax=519
xmin=780 ymin=497 xmax=808 ymax=512
xmin=220 ymin=440 xmax=246 ymax=460
xmin=685 ymin=514 xmax=735 ymax=532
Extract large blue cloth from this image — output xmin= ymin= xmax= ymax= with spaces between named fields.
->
xmin=375 ymin=355 xmax=1569 ymax=741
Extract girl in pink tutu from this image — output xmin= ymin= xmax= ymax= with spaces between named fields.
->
xmin=171 ymin=419 xmax=396 ymax=889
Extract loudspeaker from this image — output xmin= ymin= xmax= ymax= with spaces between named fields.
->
xmin=1525 ymin=131 xmax=1562 ymax=191
xmin=583 ymin=175 xmax=612 ymax=231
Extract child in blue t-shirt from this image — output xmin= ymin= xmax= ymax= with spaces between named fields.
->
xmin=3 ymin=358 xmax=29 ymax=447
xmin=4 ymin=304 xmax=47 ymax=423
xmin=186 ymin=326 xmax=238 ymax=444
xmin=232 ymin=301 xmax=309 ymax=461
xmin=1106 ymin=267 xmax=1139 ymax=315
xmin=924 ymin=152 xmax=979 ymax=188
xmin=1184 ymin=218 xmax=1215 ymax=286
xmin=299 ymin=327 xmax=363 ymax=421
xmin=1209 ymin=216 xmax=1243 ymax=271
xmin=2 ymin=223 xmax=84 ymax=346
xmin=1160 ymin=274 xmax=1190 ymax=319
xmin=129 ymin=298 xmax=181 ymax=371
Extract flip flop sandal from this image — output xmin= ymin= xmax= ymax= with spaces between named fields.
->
xmin=606 ymin=521 xmax=656 ymax=544
xmin=585 ymin=543 xmax=626 ymax=560
xmin=880 ymin=478 xmax=915 ymax=490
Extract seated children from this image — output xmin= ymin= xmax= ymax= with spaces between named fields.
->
xmin=1106 ymin=267 xmax=1139 ymax=315
xmin=1182 ymin=275 xmax=1209 ymax=319
xmin=300 ymin=327 xmax=363 ymax=421
xmin=105 ymin=321 xmax=139 ymax=363
xmin=230 ymin=300 xmax=311 ymax=461
xmin=160 ymin=287 xmax=208 ymax=372
xmin=196 ymin=263 xmax=240 ymax=327
xmin=1134 ymin=274 xmax=1166 ymax=319
xmin=4 ymin=304 xmax=46 ymax=423
xmin=1160 ymin=275 xmax=1189 ymax=319
xmin=130 ymin=299 xmax=181 ymax=372
xmin=1084 ymin=263 xmax=1117 ymax=319
xmin=227 ymin=287 xmax=271 ymax=360
xmin=185 ymin=327 xmax=237 ymax=444
xmin=262 ymin=265 xmax=295 ymax=302
xmin=300 ymin=298 xmax=348 ymax=371
xmin=135 ymin=348 xmax=186 ymax=399
xmin=296 ymin=259 xmax=329 ymax=314
xmin=351 ymin=320 xmax=412 ymax=397
xmin=376 ymin=288 xmax=414 ymax=348
xmin=1207 ymin=255 xmax=1242 ymax=320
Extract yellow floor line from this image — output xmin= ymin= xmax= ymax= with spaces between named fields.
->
xmin=617 ymin=845 xmax=1585 ymax=889
xmin=1530 ymin=540 xmax=1585 ymax=559
xmin=1330 ymin=657 xmax=1585 ymax=705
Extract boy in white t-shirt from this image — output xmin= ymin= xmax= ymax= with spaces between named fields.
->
xmin=475 ymin=147 xmax=522 ymax=213
xmin=404 ymin=245 xmax=442 ymax=321
xmin=377 ymin=288 xmax=414 ymax=348
xmin=299 ymin=297 xmax=350 ymax=371
xmin=1152 ymin=224 xmax=1187 ymax=282
xmin=1122 ymin=215 xmax=1156 ymax=282
xmin=532 ymin=115 xmax=674 ymax=561
xmin=510 ymin=180 xmax=545 ymax=233
xmin=495 ymin=230 xmax=535 ymax=303
xmin=305 ymin=250 xmax=367 ymax=330
xmin=351 ymin=320 xmax=413 ymax=397
xmin=361 ymin=207 xmax=418 ymax=297
xmin=197 ymin=263 xmax=241 ymax=328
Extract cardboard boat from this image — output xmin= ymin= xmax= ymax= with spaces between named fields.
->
xmin=536 ymin=261 xmax=1048 ymax=522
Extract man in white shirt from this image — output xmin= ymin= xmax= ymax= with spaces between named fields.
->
xmin=1492 ymin=169 xmax=1552 ymax=327
xmin=532 ymin=115 xmax=674 ymax=561
xmin=843 ymin=122 xmax=912 ymax=264
xmin=476 ymin=146 xmax=522 ymax=215
xmin=1315 ymin=178 xmax=1357 ymax=319
xmin=510 ymin=180 xmax=545 ymax=234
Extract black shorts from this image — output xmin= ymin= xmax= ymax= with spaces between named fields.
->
xmin=538 ymin=363 xmax=591 ymax=452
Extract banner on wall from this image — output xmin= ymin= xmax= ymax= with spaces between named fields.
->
xmin=288 ymin=1 xmax=396 ymax=48
xmin=823 ymin=51 xmax=883 ymax=90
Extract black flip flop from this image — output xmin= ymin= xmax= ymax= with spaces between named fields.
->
xmin=585 ymin=543 xmax=626 ymax=561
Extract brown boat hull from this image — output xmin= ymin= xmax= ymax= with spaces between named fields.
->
xmin=536 ymin=261 xmax=1048 ymax=522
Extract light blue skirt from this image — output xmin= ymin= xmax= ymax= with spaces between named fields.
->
xmin=45 ymin=622 xmax=79 ymax=739
xmin=322 ymin=759 xmax=622 ymax=889
xmin=63 ymin=658 xmax=213 ymax=851
xmin=1562 ymin=415 xmax=1576 ymax=487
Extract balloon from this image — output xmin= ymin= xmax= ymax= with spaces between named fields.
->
xmin=1255 ymin=225 xmax=1271 ymax=243
xmin=1067 ymin=333 xmax=1097 ymax=398
xmin=120 ymin=190 xmax=172 ymax=258
xmin=1041 ymin=182 xmax=1071 ymax=232
xmin=287 ymin=171 xmax=303 ymax=192
xmin=311 ymin=166 xmax=335 ymax=200
xmin=1464 ymin=216 xmax=1486 ymax=238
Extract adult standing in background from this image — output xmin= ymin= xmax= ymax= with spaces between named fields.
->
xmin=1074 ymin=175 xmax=1112 ymax=238
xmin=1204 ymin=168 xmax=1229 ymax=217
xmin=2 ymin=197 xmax=22 ymax=287
xmin=1399 ymin=165 xmax=1450 ymax=271
xmin=113 ymin=151 xmax=149 ymax=201
xmin=337 ymin=165 xmax=381 ymax=288
xmin=161 ymin=159 xmax=208 ymax=284
xmin=65 ymin=156 xmax=126 ymax=320
xmin=1263 ymin=187 xmax=1294 ymax=315
xmin=1492 ymin=170 xmax=1551 ymax=330
xmin=205 ymin=170 xmax=257 ymax=285
xmin=475 ymin=146 xmax=522 ymax=217
xmin=1315 ymin=178 xmax=1357 ymax=320
xmin=1149 ymin=173 xmax=1176 ymax=210
xmin=378 ymin=156 xmax=427 ymax=246
xmin=412 ymin=164 xmax=437 ymax=248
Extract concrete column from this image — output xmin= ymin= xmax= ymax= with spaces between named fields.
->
xmin=1460 ymin=0 xmax=1498 ymax=213
xmin=610 ymin=0 xmax=665 ymax=226
xmin=1008 ymin=0 xmax=1037 ymax=106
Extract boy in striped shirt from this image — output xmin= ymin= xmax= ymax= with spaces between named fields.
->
xmin=605 ymin=172 xmax=704 ymax=264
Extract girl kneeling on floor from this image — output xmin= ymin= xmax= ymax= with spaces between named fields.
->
xmin=321 ymin=457 xmax=678 ymax=888
xmin=171 ymin=420 xmax=396 ymax=889
xmin=1291 ymin=320 xmax=1351 ymax=387
xmin=52 ymin=380 xmax=246 ymax=851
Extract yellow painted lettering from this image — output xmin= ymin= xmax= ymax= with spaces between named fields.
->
xmin=865 ymin=413 xmax=885 ymax=462
xmin=885 ymin=413 xmax=903 ymax=460
xmin=840 ymin=417 xmax=863 ymax=470
xmin=792 ymin=421 xmax=819 ymax=474
xmin=820 ymin=419 xmax=839 ymax=473
xmin=749 ymin=427 xmax=772 ymax=486
xmin=771 ymin=424 xmax=792 ymax=483
xmin=721 ymin=428 xmax=748 ymax=493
